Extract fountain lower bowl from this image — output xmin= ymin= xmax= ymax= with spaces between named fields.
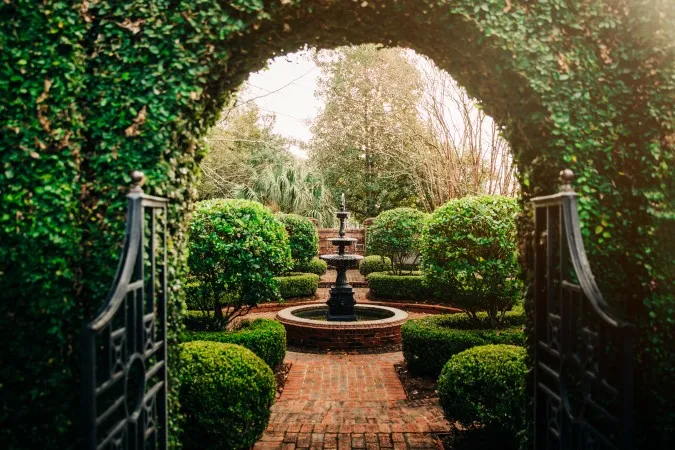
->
xmin=276 ymin=304 xmax=408 ymax=350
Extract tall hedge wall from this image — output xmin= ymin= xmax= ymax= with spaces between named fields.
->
xmin=1 ymin=1 xmax=672 ymax=448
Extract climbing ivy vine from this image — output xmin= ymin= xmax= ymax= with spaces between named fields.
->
xmin=0 ymin=0 xmax=672 ymax=448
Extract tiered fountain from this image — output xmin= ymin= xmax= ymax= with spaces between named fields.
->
xmin=319 ymin=193 xmax=362 ymax=321
xmin=276 ymin=194 xmax=408 ymax=350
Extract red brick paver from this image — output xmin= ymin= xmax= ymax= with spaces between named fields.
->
xmin=254 ymin=352 xmax=450 ymax=450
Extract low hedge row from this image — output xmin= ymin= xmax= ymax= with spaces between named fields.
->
xmin=182 ymin=318 xmax=286 ymax=369
xmin=274 ymin=272 xmax=319 ymax=298
xmin=293 ymin=256 xmax=327 ymax=276
xmin=402 ymin=307 xmax=525 ymax=376
xmin=359 ymin=255 xmax=392 ymax=276
xmin=178 ymin=341 xmax=276 ymax=450
xmin=438 ymin=344 xmax=526 ymax=445
xmin=366 ymin=271 xmax=434 ymax=300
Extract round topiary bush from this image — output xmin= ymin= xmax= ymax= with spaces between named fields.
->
xmin=367 ymin=208 xmax=426 ymax=274
xmin=402 ymin=307 xmax=525 ymax=376
xmin=437 ymin=344 xmax=526 ymax=443
xmin=274 ymin=272 xmax=319 ymax=298
xmin=421 ymin=196 xmax=522 ymax=327
xmin=359 ymin=255 xmax=392 ymax=276
xmin=182 ymin=318 xmax=287 ymax=369
xmin=188 ymin=199 xmax=292 ymax=324
xmin=294 ymin=256 xmax=327 ymax=275
xmin=178 ymin=341 xmax=276 ymax=450
xmin=276 ymin=213 xmax=319 ymax=269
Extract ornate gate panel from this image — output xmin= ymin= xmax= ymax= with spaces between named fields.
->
xmin=532 ymin=170 xmax=634 ymax=450
xmin=82 ymin=172 xmax=169 ymax=450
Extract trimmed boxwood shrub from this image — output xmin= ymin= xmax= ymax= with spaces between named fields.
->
xmin=421 ymin=196 xmax=523 ymax=327
xmin=276 ymin=213 xmax=319 ymax=269
xmin=178 ymin=341 xmax=275 ymax=450
xmin=367 ymin=208 xmax=426 ymax=274
xmin=438 ymin=344 xmax=526 ymax=444
xmin=183 ymin=310 xmax=221 ymax=332
xmin=402 ymin=308 xmax=525 ymax=376
xmin=366 ymin=271 xmax=434 ymax=301
xmin=188 ymin=199 xmax=292 ymax=324
xmin=274 ymin=272 xmax=319 ymax=298
xmin=294 ymin=256 xmax=327 ymax=276
xmin=182 ymin=318 xmax=286 ymax=369
xmin=359 ymin=255 xmax=392 ymax=276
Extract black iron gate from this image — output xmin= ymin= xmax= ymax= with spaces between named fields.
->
xmin=532 ymin=170 xmax=634 ymax=450
xmin=82 ymin=171 xmax=169 ymax=450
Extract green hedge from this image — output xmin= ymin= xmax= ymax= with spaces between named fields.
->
xmin=359 ymin=255 xmax=392 ymax=276
xmin=402 ymin=308 xmax=525 ymax=376
xmin=178 ymin=341 xmax=275 ymax=450
xmin=183 ymin=310 xmax=221 ymax=332
xmin=293 ymin=256 xmax=327 ymax=276
xmin=438 ymin=344 xmax=526 ymax=444
xmin=366 ymin=271 xmax=434 ymax=300
xmin=274 ymin=272 xmax=319 ymax=298
xmin=182 ymin=318 xmax=286 ymax=369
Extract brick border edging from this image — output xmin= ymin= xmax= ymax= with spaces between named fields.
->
xmin=249 ymin=298 xmax=462 ymax=315
xmin=366 ymin=300 xmax=462 ymax=315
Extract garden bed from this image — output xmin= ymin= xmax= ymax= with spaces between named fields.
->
xmin=274 ymin=362 xmax=293 ymax=398
xmin=394 ymin=362 xmax=438 ymax=400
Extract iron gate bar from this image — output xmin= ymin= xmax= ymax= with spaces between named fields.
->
xmin=82 ymin=171 xmax=169 ymax=450
xmin=531 ymin=169 xmax=634 ymax=450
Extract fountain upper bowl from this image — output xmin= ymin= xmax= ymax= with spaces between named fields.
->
xmin=330 ymin=237 xmax=357 ymax=245
xmin=320 ymin=254 xmax=364 ymax=262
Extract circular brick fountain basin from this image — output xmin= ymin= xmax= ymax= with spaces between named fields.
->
xmin=276 ymin=304 xmax=408 ymax=350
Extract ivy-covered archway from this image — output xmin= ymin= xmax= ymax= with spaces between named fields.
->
xmin=1 ymin=1 xmax=672 ymax=448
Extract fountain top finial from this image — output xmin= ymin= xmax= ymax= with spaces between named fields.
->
xmin=341 ymin=193 xmax=345 ymax=212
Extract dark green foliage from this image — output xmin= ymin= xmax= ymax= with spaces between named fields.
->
xmin=421 ymin=196 xmax=523 ymax=327
xmin=359 ymin=255 xmax=392 ymax=276
xmin=438 ymin=345 xmax=526 ymax=445
xmin=294 ymin=256 xmax=328 ymax=276
xmin=276 ymin=213 xmax=319 ymax=269
xmin=274 ymin=272 xmax=319 ymax=298
xmin=367 ymin=208 xmax=426 ymax=274
xmin=366 ymin=271 xmax=433 ymax=300
xmin=182 ymin=318 xmax=286 ymax=369
xmin=187 ymin=199 xmax=292 ymax=324
xmin=184 ymin=276 xmax=208 ymax=311
xmin=1 ymin=1 xmax=671 ymax=447
xmin=183 ymin=310 xmax=222 ymax=332
xmin=402 ymin=308 xmax=525 ymax=376
xmin=178 ymin=341 xmax=275 ymax=450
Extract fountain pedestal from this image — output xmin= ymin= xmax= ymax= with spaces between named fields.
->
xmin=320 ymin=198 xmax=363 ymax=321
xmin=321 ymin=253 xmax=362 ymax=321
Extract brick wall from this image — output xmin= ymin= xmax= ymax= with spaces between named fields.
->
xmin=317 ymin=228 xmax=366 ymax=256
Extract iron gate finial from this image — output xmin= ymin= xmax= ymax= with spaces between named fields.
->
xmin=131 ymin=170 xmax=146 ymax=193
xmin=560 ymin=168 xmax=575 ymax=192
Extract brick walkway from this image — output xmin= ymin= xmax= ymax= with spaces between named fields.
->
xmin=254 ymin=352 xmax=451 ymax=449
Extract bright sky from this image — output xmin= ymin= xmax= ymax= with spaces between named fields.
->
xmin=237 ymin=48 xmax=502 ymax=161
xmin=240 ymin=50 xmax=320 ymax=158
